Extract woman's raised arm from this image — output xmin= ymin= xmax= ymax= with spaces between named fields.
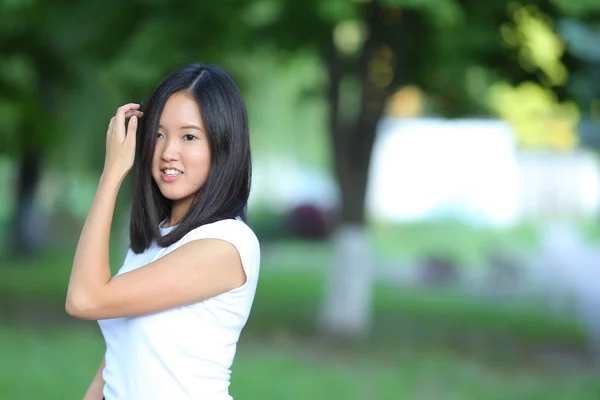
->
xmin=66 ymin=104 xmax=142 ymax=316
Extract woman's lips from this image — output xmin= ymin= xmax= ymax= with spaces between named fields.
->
xmin=161 ymin=171 xmax=182 ymax=182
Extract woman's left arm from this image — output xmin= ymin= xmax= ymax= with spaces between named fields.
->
xmin=65 ymin=103 xmax=248 ymax=320
xmin=66 ymin=103 xmax=141 ymax=316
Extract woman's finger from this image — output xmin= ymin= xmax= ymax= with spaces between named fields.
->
xmin=107 ymin=117 xmax=116 ymax=133
xmin=124 ymin=110 xmax=144 ymax=119
xmin=115 ymin=103 xmax=141 ymax=130
xmin=126 ymin=115 xmax=138 ymax=147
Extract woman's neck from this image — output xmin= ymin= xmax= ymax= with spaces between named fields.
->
xmin=164 ymin=197 xmax=193 ymax=228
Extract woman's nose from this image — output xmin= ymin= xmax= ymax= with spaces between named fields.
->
xmin=160 ymin=140 xmax=179 ymax=161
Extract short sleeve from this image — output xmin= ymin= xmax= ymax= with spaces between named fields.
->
xmin=179 ymin=219 xmax=261 ymax=284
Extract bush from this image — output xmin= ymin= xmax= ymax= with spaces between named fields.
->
xmin=248 ymin=207 xmax=294 ymax=242
xmin=285 ymin=203 xmax=337 ymax=240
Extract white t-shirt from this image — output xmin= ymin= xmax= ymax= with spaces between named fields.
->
xmin=97 ymin=218 xmax=260 ymax=400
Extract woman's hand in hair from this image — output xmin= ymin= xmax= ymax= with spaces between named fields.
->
xmin=103 ymin=103 xmax=143 ymax=182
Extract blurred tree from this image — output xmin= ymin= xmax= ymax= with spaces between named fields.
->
xmin=256 ymin=0 xmax=598 ymax=338
xmin=555 ymin=3 xmax=600 ymax=150
xmin=251 ymin=0 xmax=472 ymax=337
xmin=485 ymin=1 xmax=600 ymax=152
xmin=0 ymin=0 xmax=252 ymax=256
xmin=0 ymin=0 xmax=82 ymax=254
xmin=486 ymin=2 xmax=599 ymax=152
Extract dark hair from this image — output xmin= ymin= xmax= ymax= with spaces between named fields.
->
xmin=129 ymin=63 xmax=251 ymax=253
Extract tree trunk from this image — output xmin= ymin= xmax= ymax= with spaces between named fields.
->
xmin=318 ymin=2 xmax=417 ymax=338
xmin=11 ymin=147 xmax=45 ymax=256
xmin=318 ymin=3 xmax=386 ymax=338
xmin=318 ymin=224 xmax=374 ymax=337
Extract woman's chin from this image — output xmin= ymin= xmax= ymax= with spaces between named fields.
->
xmin=161 ymin=193 xmax=183 ymax=201
xmin=159 ymin=189 xmax=194 ymax=203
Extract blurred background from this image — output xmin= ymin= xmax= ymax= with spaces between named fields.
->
xmin=2 ymin=0 xmax=600 ymax=398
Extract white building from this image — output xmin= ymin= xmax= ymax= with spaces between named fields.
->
xmin=367 ymin=118 xmax=600 ymax=226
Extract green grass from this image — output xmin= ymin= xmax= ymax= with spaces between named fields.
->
xmin=247 ymin=269 xmax=587 ymax=350
xmin=371 ymin=219 xmax=541 ymax=265
xmin=0 ymin=326 xmax=104 ymax=400
xmin=1 ymin=240 xmax=599 ymax=399
xmin=0 ymin=325 xmax=599 ymax=400
xmin=232 ymin=341 xmax=600 ymax=400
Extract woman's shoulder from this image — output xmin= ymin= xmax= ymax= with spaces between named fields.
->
xmin=179 ymin=218 xmax=261 ymax=276
xmin=182 ymin=217 xmax=259 ymax=246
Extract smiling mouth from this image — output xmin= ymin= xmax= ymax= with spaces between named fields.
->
xmin=162 ymin=168 xmax=183 ymax=176
xmin=160 ymin=169 xmax=183 ymax=182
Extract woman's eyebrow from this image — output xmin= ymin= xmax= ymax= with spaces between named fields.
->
xmin=180 ymin=125 xmax=203 ymax=131
xmin=158 ymin=124 xmax=204 ymax=132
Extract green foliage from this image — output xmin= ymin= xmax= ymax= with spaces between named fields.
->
xmin=554 ymin=0 xmax=600 ymax=17
xmin=382 ymin=0 xmax=464 ymax=27
xmin=0 ymin=0 xmax=256 ymax=170
xmin=2 ymin=0 xmax=600 ymax=162
xmin=247 ymin=206 xmax=293 ymax=242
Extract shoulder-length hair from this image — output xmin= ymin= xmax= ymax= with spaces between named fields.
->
xmin=129 ymin=63 xmax=251 ymax=253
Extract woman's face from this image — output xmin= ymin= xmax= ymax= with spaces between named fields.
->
xmin=152 ymin=92 xmax=211 ymax=210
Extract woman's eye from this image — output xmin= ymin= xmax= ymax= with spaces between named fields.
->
xmin=183 ymin=134 xmax=196 ymax=141
xmin=157 ymin=133 xmax=164 ymax=139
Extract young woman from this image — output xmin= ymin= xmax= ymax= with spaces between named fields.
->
xmin=65 ymin=63 xmax=260 ymax=400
